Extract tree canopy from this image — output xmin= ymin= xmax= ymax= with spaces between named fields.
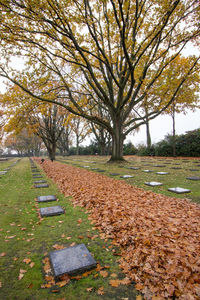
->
xmin=0 ymin=0 xmax=199 ymax=160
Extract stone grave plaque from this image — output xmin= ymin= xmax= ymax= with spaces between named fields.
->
xmin=0 ymin=171 xmax=7 ymax=175
xmin=171 ymin=167 xmax=181 ymax=170
xmin=91 ymin=168 xmax=99 ymax=170
xmin=83 ymin=166 xmax=90 ymax=168
xmin=32 ymin=169 xmax=39 ymax=172
xmin=186 ymin=176 xmax=200 ymax=181
xmin=153 ymin=165 xmax=166 ymax=168
xmin=128 ymin=167 xmax=140 ymax=170
xmin=40 ymin=206 xmax=64 ymax=217
xmin=34 ymin=183 xmax=49 ymax=188
xmin=97 ymin=170 xmax=105 ymax=172
xmin=145 ymin=181 xmax=163 ymax=186
xmin=49 ymin=244 xmax=96 ymax=278
xmin=168 ymin=187 xmax=191 ymax=194
xmin=143 ymin=170 xmax=153 ymax=173
xmin=156 ymin=172 xmax=169 ymax=175
xmin=120 ymin=175 xmax=133 ymax=179
xmin=188 ymin=169 xmax=199 ymax=172
xmin=37 ymin=195 xmax=57 ymax=202
xmin=109 ymin=173 xmax=120 ymax=176
xmin=31 ymin=166 xmax=37 ymax=169
xmin=33 ymin=175 xmax=43 ymax=178
xmin=34 ymin=180 xmax=47 ymax=184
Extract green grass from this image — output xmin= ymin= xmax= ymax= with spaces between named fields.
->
xmin=57 ymin=155 xmax=200 ymax=204
xmin=0 ymin=158 xmax=140 ymax=300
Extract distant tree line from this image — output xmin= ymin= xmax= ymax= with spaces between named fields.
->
xmin=2 ymin=128 xmax=199 ymax=158
xmin=137 ymin=128 xmax=200 ymax=157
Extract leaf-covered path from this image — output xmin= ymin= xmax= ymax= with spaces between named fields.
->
xmin=36 ymin=159 xmax=200 ymax=299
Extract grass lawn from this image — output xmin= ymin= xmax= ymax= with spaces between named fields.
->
xmin=57 ymin=155 xmax=200 ymax=204
xmin=0 ymin=158 xmax=140 ymax=300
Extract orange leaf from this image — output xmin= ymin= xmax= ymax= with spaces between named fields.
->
xmin=97 ymin=286 xmax=104 ymax=295
xmin=23 ymin=258 xmax=31 ymax=264
xmin=57 ymin=279 xmax=70 ymax=287
xmin=109 ymin=279 xmax=121 ymax=287
xmin=100 ymin=270 xmax=108 ymax=278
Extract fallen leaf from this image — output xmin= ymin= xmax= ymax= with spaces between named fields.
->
xmin=97 ymin=286 xmax=104 ymax=295
xmin=0 ymin=252 xmax=6 ymax=257
xmin=23 ymin=258 xmax=31 ymax=264
xmin=100 ymin=270 xmax=108 ymax=278
xmin=109 ymin=279 xmax=121 ymax=287
xmin=52 ymin=244 xmax=65 ymax=250
xmin=86 ymin=287 xmax=93 ymax=292
xmin=57 ymin=280 xmax=70 ymax=287
xmin=30 ymin=262 xmax=35 ymax=268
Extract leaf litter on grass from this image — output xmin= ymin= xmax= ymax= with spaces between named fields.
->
xmin=35 ymin=159 xmax=200 ymax=299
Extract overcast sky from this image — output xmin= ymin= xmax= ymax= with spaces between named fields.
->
xmin=126 ymin=109 xmax=200 ymax=146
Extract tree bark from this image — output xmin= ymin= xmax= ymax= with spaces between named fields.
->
xmin=47 ymin=143 xmax=56 ymax=161
xmin=146 ymin=119 xmax=152 ymax=150
xmin=172 ymin=106 xmax=176 ymax=157
xmin=109 ymin=120 xmax=125 ymax=162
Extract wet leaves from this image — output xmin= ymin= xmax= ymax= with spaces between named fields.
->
xmin=37 ymin=159 xmax=200 ymax=299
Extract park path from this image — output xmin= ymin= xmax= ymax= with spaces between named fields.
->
xmin=35 ymin=158 xmax=200 ymax=299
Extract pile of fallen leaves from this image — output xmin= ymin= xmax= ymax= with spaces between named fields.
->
xmin=35 ymin=159 xmax=200 ymax=299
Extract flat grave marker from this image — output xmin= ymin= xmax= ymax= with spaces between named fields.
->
xmin=120 ymin=175 xmax=133 ymax=179
xmin=153 ymin=165 xmax=166 ymax=168
xmin=34 ymin=180 xmax=47 ymax=184
xmin=128 ymin=167 xmax=140 ymax=170
xmin=97 ymin=169 xmax=105 ymax=172
xmin=188 ymin=169 xmax=199 ymax=172
xmin=109 ymin=173 xmax=120 ymax=176
xmin=168 ymin=187 xmax=191 ymax=194
xmin=0 ymin=171 xmax=7 ymax=175
xmin=171 ymin=167 xmax=182 ymax=170
xmin=145 ymin=181 xmax=163 ymax=186
xmin=37 ymin=195 xmax=57 ymax=202
xmin=34 ymin=183 xmax=49 ymax=188
xmin=156 ymin=172 xmax=169 ymax=175
xmin=40 ymin=206 xmax=64 ymax=217
xmin=32 ymin=169 xmax=40 ymax=173
xmin=49 ymin=244 xmax=96 ymax=278
xmin=186 ymin=176 xmax=200 ymax=181
xmin=143 ymin=170 xmax=153 ymax=173
xmin=33 ymin=175 xmax=43 ymax=178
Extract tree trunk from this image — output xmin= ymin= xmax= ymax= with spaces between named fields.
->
xmin=172 ymin=107 xmax=176 ymax=157
xmin=76 ymin=136 xmax=79 ymax=155
xmin=47 ymin=143 xmax=56 ymax=161
xmin=109 ymin=121 xmax=125 ymax=162
xmin=146 ymin=119 xmax=151 ymax=150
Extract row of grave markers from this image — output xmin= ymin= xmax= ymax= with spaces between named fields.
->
xmin=30 ymin=158 xmax=97 ymax=280
xmin=0 ymin=158 xmax=21 ymax=178
xmin=82 ymin=165 xmax=200 ymax=194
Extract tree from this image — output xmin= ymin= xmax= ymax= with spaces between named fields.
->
xmin=161 ymin=55 xmax=200 ymax=156
xmin=0 ymin=0 xmax=199 ymax=161
xmin=57 ymin=126 xmax=72 ymax=156
xmin=71 ymin=116 xmax=91 ymax=155
xmin=1 ymin=85 xmax=71 ymax=160
xmin=4 ymin=129 xmax=42 ymax=156
xmin=139 ymin=55 xmax=200 ymax=152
